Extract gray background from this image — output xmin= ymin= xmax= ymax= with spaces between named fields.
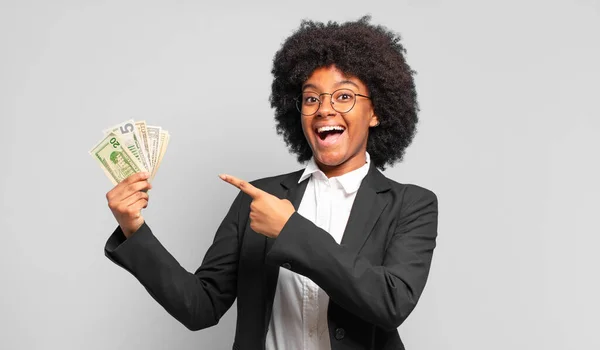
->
xmin=1 ymin=0 xmax=598 ymax=349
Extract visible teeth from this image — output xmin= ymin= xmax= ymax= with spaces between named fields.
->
xmin=317 ymin=125 xmax=345 ymax=133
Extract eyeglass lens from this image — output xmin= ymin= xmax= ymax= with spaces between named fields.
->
xmin=296 ymin=89 xmax=357 ymax=115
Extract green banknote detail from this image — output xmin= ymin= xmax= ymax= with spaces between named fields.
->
xmin=103 ymin=119 xmax=150 ymax=172
xmin=90 ymin=132 xmax=143 ymax=185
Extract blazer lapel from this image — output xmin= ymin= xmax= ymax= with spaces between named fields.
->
xmin=340 ymin=163 xmax=391 ymax=256
xmin=263 ymin=170 xmax=308 ymax=332
xmin=262 ymin=164 xmax=390 ymax=330
xmin=264 ymin=169 xmax=308 ymax=258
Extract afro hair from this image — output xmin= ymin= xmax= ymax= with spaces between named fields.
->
xmin=269 ymin=15 xmax=420 ymax=170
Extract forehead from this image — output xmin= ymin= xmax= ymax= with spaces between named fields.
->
xmin=302 ymin=65 xmax=366 ymax=91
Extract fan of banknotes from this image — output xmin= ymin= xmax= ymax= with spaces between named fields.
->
xmin=89 ymin=119 xmax=170 ymax=185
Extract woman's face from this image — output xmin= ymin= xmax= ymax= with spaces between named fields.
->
xmin=300 ymin=65 xmax=379 ymax=177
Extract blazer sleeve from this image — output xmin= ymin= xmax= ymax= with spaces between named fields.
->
xmin=104 ymin=191 xmax=244 ymax=331
xmin=265 ymin=186 xmax=438 ymax=331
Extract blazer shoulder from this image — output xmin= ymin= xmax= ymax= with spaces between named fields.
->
xmin=383 ymin=176 xmax=438 ymax=204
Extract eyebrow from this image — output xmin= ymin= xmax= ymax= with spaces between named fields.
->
xmin=335 ymin=80 xmax=360 ymax=89
xmin=302 ymin=80 xmax=361 ymax=91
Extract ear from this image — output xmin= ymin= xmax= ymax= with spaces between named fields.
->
xmin=369 ymin=114 xmax=380 ymax=127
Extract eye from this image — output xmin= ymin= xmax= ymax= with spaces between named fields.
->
xmin=333 ymin=89 xmax=356 ymax=103
xmin=302 ymin=94 xmax=320 ymax=105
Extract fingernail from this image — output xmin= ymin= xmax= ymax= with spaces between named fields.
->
xmin=219 ymin=174 xmax=226 ymax=180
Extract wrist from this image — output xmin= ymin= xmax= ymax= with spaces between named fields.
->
xmin=122 ymin=221 xmax=144 ymax=239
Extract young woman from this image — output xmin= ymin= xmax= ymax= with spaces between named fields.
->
xmin=104 ymin=16 xmax=438 ymax=350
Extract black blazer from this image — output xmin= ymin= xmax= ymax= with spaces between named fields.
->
xmin=105 ymin=162 xmax=438 ymax=350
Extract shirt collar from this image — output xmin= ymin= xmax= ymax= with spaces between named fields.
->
xmin=298 ymin=152 xmax=371 ymax=194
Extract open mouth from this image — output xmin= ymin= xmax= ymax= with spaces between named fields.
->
xmin=316 ymin=125 xmax=346 ymax=141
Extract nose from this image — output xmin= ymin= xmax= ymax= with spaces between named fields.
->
xmin=316 ymin=94 xmax=336 ymax=117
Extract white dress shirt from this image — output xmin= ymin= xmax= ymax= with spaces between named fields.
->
xmin=265 ymin=152 xmax=371 ymax=350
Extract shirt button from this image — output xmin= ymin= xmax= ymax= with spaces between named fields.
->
xmin=335 ymin=327 xmax=345 ymax=340
xmin=282 ymin=262 xmax=291 ymax=269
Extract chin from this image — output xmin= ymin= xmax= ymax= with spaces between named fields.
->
xmin=314 ymin=150 xmax=347 ymax=167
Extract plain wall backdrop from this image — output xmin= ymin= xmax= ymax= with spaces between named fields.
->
xmin=1 ymin=0 xmax=598 ymax=349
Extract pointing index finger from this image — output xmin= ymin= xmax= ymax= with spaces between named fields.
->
xmin=219 ymin=174 xmax=262 ymax=198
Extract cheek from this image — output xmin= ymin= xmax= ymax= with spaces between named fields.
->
xmin=300 ymin=118 xmax=313 ymax=138
xmin=345 ymin=110 xmax=372 ymax=137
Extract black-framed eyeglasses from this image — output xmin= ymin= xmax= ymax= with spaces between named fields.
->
xmin=295 ymin=88 xmax=371 ymax=116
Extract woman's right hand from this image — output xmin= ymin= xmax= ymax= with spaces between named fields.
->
xmin=106 ymin=172 xmax=152 ymax=238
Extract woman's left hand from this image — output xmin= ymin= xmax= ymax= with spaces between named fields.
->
xmin=219 ymin=174 xmax=295 ymax=238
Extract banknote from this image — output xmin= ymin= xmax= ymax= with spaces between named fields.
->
xmin=91 ymin=119 xmax=170 ymax=184
xmin=103 ymin=119 xmax=150 ymax=172
xmin=150 ymin=130 xmax=170 ymax=181
xmin=135 ymin=121 xmax=151 ymax=171
xmin=146 ymin=125 xmax=161 ymax=169
xmin=90 ymin=132 xmax=145 ymax=185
